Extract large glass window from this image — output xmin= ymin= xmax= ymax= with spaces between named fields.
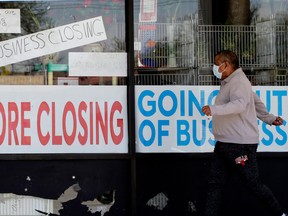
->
xmin=133 ymin=0 xmax=198 ymax=86
xmin=251 ymin=0 xmax=288 ymax=23
xmin=0 ymin=0 xmax=125 ymax=85
xmin=132 ymin=0 xmax=287 ymax=86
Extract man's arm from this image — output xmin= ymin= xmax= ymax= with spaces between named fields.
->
xmin=253 ymin=92 xmax=283 ymax=126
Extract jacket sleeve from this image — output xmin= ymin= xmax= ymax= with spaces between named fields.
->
xmin=253 ymin=92 xmax=276 ymax=125
xmin=210 ymin=79 xmax=249 ymax=116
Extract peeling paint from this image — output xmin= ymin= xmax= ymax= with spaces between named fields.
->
xmin=0 ymin=184 xmax=115 ymax=216
xmin=0 ymin=184 xmax=116 ymax=216
xmin=146 ymin=192 xmax=168 ymax=210
xmin=187 ymin=201 xmax=197 ymax=213
xmin=0 ymin=183 xmax=81 ymax=215
xmin=57 ymin=183 xmax=81 ymax=203
xmin=0 ymin=193 xmax=54 ymax=215
xmin=81 ymin=190 xmax=115 ymax=216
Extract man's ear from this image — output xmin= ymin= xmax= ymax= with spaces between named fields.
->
xmin=224 ymin=61 xmax=232 ymax=71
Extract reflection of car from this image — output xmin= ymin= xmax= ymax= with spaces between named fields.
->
xmin=79 ymin=77 xmax=116 ymax=85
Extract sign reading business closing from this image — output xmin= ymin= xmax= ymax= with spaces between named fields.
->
xmin=0 ymin=16 xmax=107 ymax=67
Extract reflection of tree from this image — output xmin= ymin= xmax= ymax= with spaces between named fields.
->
xmin=215 ymin=0 xmax=259 ymax=66
xmin=227 ymin=0 xmax=250 ymax=25
xmin=250 ymin=2 xmax=260 ymax=24
xmin=214 ymin=0 xmax=260 ymax=25
xmin=165 ymin=0 xmax=181 ymax=22
xmin=0 ymin=2 xmax=52 ymax=41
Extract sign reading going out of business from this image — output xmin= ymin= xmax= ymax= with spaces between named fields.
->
xmin=0 ymin=9 xmax=21 ymax=33
xmin=0 ymin=86 xmax=128 ymax=154
xmin=135 ymin=86 xmax=288 ymax=153
xmin=0 ymin=16 xmax=107 ymax=67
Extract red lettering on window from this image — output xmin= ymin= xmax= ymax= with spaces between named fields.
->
xmin=0 ymin=103 xmax=6 ymax=144
xmin=78 ymin=101 xmax=88 ymax=145
xmin=110 ymin=101 xmax=123 ymax=145
xmin=21 ymin=102 xmax=31 ymax=145
xmin=8 ymin=102 xmax=19 ymax=145
xmin=52 ymin=102 xmax=62 ymax=145
xmin=96 ymin=102 xmax=108 ymax=144
xmin=63 ymin=101 xmax=76 ymax=145
xmin=90 ymin=102 xmax=93 ymax=144
xmin=37 ymin=102 xmax=50 ymax=145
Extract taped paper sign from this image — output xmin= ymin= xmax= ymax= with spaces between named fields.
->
xmin=0 ymin=16 xmax=107 ymax=67
xmin=69 ymin=52 xmax=127 ymax=77
xmin=0 ymin=9 xmax=21 ymax=33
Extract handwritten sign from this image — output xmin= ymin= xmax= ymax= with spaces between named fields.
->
xmin=0 ymin=9 xmax=21 ymax=33
xmin=0 ymin=16 xmax=107 ymax=67
xmin=69 ymin=52 xmax=127 ymax=76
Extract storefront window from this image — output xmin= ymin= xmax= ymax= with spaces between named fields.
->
xmin=133 ymin=0 xmax=198 ymax=70
xmin=251 ymin=0 xmax=288 ymax=22
xmin=0 ymin=0 xmax=125 ymax=85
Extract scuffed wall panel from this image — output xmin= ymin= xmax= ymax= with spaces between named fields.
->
xmin=0 ymin=194 xmax=54 ymax=215
xmin=0 ymin=160 xmax=130 ymax=216
xmin=136 ymin=155 xmax=288 ymax=216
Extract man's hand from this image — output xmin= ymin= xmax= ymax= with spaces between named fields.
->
xmin=272 ymin=116 xmax=283 ymax=126
xmin=202 ymin=105 xmax=211 ymax=116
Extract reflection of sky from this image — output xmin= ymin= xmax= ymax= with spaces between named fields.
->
xmin=134 ymin=0 xmax=198 ymax=22
xmin=251 ymin=0 xmax=288 ymax=20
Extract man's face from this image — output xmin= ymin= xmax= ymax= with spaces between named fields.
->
xmin=214 ymin=56 xmax=226 ymax=75
xmin=214 ymin=55 xmax=222 ymax=66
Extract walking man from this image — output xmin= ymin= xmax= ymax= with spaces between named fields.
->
xmin=202 ymin=50 xmax=286 ymax=216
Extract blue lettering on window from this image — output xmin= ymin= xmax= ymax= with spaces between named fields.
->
xmin=208 ymin=90 xmax=219 ymax=105
xmin=138 ymin=90 xmax=155 ymax=117
xmin=158 ymin=120 xmax=169 ymax=146
xmin=192 ymin=119 xmax=206 ymax=146
xmin=188 ymin=90 xmax=205 ymax=116
xmin=208 ymin=120 xmax=216 ymax=146
xmin=261 ymin=123 xmax=273 ymax=146
xmin=177 ymin=120 xmax=190 ymax=146
xmin=273 ymin=90 xmax=287 ymax=116
xmin=158 ymin=90 xmax=177 ymax=117
xmin=139 ymin=120 xmax=155 ymax=146
xmin=275 ymin=120 xmax=287 ymax=146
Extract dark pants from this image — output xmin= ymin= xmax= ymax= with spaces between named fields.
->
xmin=205 ymin=141 xmax=283 ymax=216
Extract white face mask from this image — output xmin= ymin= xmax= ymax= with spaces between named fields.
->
xmin=213 ymin=63 xmax=224 ymax=79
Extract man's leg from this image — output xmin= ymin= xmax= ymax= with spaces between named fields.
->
xmin=205 ymin=142 xmax=231 ymax=216
xmin=238 ymin=144 xmax=283 ymax=216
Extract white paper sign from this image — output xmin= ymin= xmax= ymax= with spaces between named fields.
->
xmin=135 ymin=86 xmax=288 ymax=153
xmin=0 ymin=85 xmax=128 ymax=154
xmin=0 ymin=16 xmax=107 ymax=67
xmin=0 ymin=9 xmax=21 ymax=33
xmin=69 ymin=52 xmax=127 ymax=77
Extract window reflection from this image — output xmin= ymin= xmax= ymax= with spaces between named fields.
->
xmin=134 ymin=0 xmax=198 ymax=78
xmin=0 ymin=0 xmax=125 ymax=85
xmin=134 ymin=0 xmax=288 ymax=86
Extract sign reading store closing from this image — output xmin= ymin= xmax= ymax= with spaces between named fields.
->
xmin=0 ymin=86 xmax=128 ymax=153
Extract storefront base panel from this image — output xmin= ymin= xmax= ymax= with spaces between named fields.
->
xmin=0 ymin=160 xmax=130 ymax=216
xmin=136 ymin=154 xmax=288 ymax=216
